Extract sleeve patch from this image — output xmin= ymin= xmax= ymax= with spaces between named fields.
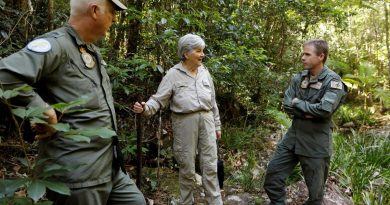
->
xmin=330 ymin=81 xmax=343 ymax=90
xmin=27 ymin=39 xmax=51 ymax=53
xmin=322 ymin=92 xmax=337 ymax=112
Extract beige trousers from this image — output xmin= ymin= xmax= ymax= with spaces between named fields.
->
xmin=171 ymin=111 xmax=223 ymax=205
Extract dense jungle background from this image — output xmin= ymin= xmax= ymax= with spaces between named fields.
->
xmin=0 ymin=0 xmax=389 ymax=204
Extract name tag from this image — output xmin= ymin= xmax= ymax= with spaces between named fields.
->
xmin=309 ymin=82 xmax=322 ymax=90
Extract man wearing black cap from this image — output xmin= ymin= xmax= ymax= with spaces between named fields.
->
xmin=0 ymin=0 xmax=146 ymax=204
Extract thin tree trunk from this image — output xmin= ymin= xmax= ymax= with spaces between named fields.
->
xmin=126 ymin=0 xmax=143 ymax=58
xmin=384 ymin=1 xmax=390 ymax=82
xmin=47 ymin=0 xmax=54 ymax=31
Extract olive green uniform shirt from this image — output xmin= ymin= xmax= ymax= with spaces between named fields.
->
xmin=143 ymin=63 xmax=221 ymax=131
xmin=282 ymin=67 xmax=347 ymax=157
xmin=0 ymin=25 xmax=117 ymax=188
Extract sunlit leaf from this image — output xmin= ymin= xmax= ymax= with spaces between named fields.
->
xmin=160 ymin=18 xmax=167 ymax=25
xmin=182 ymin=17 xmax=190 ymax=25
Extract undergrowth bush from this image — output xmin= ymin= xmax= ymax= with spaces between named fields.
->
xmin=331 ymin=131 xmax=389 ymax=204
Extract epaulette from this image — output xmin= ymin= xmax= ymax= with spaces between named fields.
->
xmin=40 ymin=31 xmax=65 ymax=39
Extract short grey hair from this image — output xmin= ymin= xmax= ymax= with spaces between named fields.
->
xmin=177 ymin=34 xmax=206 ymax=60
xmin=70 ymin=0 xmax=105 ymax=16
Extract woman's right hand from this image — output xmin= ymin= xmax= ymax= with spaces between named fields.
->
xmin=133 ymin=102 xmax=145 ymax=113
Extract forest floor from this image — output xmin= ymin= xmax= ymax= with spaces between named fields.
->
xmin=1 ymin=114 xmax=389 ymax=204
xmin=143 ymin=113 xmax=390 ymax=205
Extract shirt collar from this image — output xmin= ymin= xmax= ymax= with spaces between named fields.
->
xmin=174 ymin=62 xmax=205 ymax=76
xmin=302 ymin=66 xmax=329 ymax=82
xmin=64 ymin=24 xmax=96 ymax=52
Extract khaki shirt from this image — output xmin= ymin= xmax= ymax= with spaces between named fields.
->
xmin=0 ymin=25 xmax=116 ymax=188
xmin=281 ymin=66 xmax=347 ymax=157
xmin=144 ymin=63 xmax=221 ymax=130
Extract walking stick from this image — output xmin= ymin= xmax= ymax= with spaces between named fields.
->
xmin=217 ymin=140 xmax=225 ymax=189
xmin=136 ymin=112 xmax=144 ymax=188
xmin=157 ymin=110 xmax=162 ymax=185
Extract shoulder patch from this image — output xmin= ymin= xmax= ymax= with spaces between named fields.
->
xmin=330 ymin=81 xmax=343 ymax=90
xmin=27 ymin=39 xmax=51 ymax=53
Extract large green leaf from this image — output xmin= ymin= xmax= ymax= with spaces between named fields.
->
xmin=51 ymin=123 xmax=70 ymax=132
xmin=0 ymin=179 xmax=28 ymax=197
xmin=62 ymin=127 xmax=116 ymax=143
xmin=41 ymin=180 xmax=70 ymax=196
xmin=80 ymin=127 xmax=116 ymax=139
xmin=12 ymin=107 xmax=47 ymax=120
xmin=39 ymin=164 xmax=72 ymax=179
xmin=64 ymin=134 xmax=91 ymax=143
xmin=12 ymin=108 xmax=28 ymax=119
xmin=0 ymin=84 xmax=32 ymax=100
xmin=27 ymin=180 xmax=46 ymax=202
xmin=51 ymin=96 xmax=90 ymax=113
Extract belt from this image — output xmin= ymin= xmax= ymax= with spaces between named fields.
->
xmin=172 ymin=110 xmax=211 ymax=115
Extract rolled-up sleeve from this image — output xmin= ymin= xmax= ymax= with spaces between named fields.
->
xmin=209 ymin=75 xmax=221 ymax=131
xmin=144 ymin=74 xmax=173 ymax=116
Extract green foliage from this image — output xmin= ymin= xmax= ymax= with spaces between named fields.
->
xmin=331 ymin=131 xmax=389 ymax=204
xmin=0 ymin=0 xmax=5 ymax=10
xmin=373 ymin=88 xmax=390 ymax=109
xmin=51 ymin=96 xmax=90 ymax=114
xmin=0 ymin=158 xmax=71 ymax=203
xmin=0 ymin=86 xmax=117 ymax=203
xmin=221 ymin=127 xmax=255 ymax=151
xmin=0 ymin=84 xmax=32 ymax=100
xmin=333 ymin=105 xmax=376 ymax=126
xmin=228 ymin=151 xmax=264 ymax=192
xmin=266 ymin=109 xmax=292 ymax=129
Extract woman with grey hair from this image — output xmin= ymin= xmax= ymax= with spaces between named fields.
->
xmin=133 ymin=34 xmax=223 ymax=205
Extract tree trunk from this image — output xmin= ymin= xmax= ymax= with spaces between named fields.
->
xmin=47 ymin=0 xmax=54 ymax=31
xmin=126 ymin=0 xmax=143 ymax=58
xmin=384 ymin=1 xmax=390 ymax=82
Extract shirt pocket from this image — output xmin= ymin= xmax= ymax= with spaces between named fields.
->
xmin=61 ymin=59 xmax=100 ymax=109
xmin=173 ymin=82 xmax=189 ymax=95
xmin=200 ymin=80 xmax=212 ymax=103
xmin=201 ymin=80 xmax=212 ymax=93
